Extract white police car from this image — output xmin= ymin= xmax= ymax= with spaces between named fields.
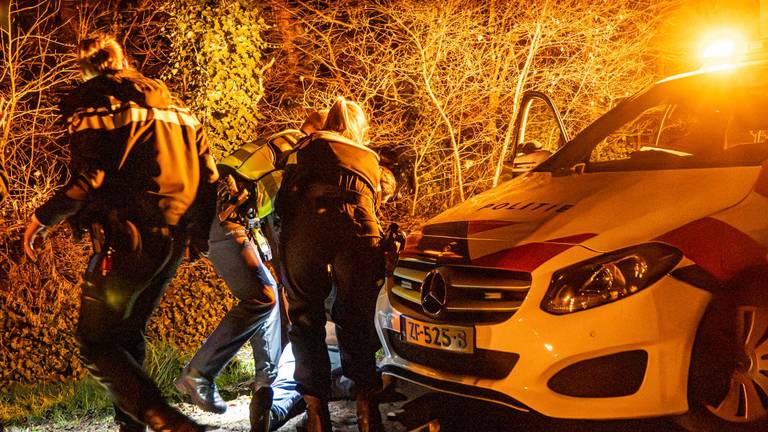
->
xmin=376 ymin=57 xmax=768 ymax=431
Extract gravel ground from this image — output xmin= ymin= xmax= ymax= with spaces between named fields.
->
xmin=4 ymin=380 xmax=688 ymax=432
xmin=5 ymin=391 xmax=411 ymax=432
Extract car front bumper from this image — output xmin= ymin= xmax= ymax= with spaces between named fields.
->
xmin=375 ymin=271 xmax=712 ymax=420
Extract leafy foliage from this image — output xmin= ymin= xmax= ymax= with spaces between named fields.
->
xmin=163 ymin=0 xmax=271 ymax=155
xmin=0 ymin=2 xmax=263 ymax=423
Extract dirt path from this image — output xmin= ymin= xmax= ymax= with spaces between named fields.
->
xmin=6 ymin=395 xmax=410 ymax=432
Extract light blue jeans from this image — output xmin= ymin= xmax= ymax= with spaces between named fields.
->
xmin=187 ymin=219 xmax=282 ymax=386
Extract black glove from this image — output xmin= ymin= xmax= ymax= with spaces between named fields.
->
xmin=382 ymin=223 xmax=406 ymax=276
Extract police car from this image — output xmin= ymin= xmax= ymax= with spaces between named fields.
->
xmin=375 ymin=53 xmax=768 ymax=430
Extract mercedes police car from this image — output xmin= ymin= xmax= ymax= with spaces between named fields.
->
xmin=376 ymin=50 xmax=768 ymax=430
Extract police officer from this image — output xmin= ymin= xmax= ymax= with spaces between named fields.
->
xmin=23 ymin=34 xmax=217 ymax=432
xmin=276 ymin=97 xmax=385 ymax=432
xmin=269 ymin=165 xmax=397 ymax=431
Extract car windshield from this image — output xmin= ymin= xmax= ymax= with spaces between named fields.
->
xmin=538 ymin=64 xmax=768 ymax=173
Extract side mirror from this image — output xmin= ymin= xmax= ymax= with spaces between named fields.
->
xmin=513 ymin=149 xmax=552 ymax=173
xmin=520 ymin=141 xmax=541 ymax=155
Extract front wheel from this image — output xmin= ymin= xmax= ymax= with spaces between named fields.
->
xmin=681 ymin=266 xmax=768 ymax=432
xmin=706 ymin=305 xmax=768 ymax=422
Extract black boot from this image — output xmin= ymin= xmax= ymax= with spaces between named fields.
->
xmin=355 ymin=391 xmax=383 ymax=432
xmin=117 ymin=421 xmax=147 ymax=432
xmin=115 ymin=405 xmax=147 ymax=432
xmin=249 ymin=385 xmax=273 ymax=432
xmin=303 ymin=395 xmax=332 ymax=432
xmin=140 ymin=402 xmax=207 ymax=432
xmin=174 ymin=367 xmax=227 ymax=414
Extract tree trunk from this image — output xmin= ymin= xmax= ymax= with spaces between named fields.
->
xmin=268 ymin=0 xmax=303 ymax=100
xmin=492 ymin=22 xmax=542 ymax=188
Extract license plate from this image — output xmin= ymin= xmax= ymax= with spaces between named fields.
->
xmin=401 ymin=316 xmax=474 ymax=354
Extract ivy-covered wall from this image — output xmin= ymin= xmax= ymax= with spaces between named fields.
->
xmin=163 ymin=0 xmax=271 ymax=155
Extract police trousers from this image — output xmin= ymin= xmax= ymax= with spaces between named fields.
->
xmin=279 ymin=183 xmax=384 ymax=399
xmin=75 ymin=227 xmax=184 ymax=425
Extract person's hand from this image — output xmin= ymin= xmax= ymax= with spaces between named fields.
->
xmin=23 ymin=215 xmax=48 ymax=261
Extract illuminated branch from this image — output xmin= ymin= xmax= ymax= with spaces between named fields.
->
xmin=259 ymin=0 xmax=679 ymax=218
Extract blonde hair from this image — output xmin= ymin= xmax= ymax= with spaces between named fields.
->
xmin=324 ymin=97 xmax=369 ymax=146
xmin=78 ymin=33 xmax=126 ymax=79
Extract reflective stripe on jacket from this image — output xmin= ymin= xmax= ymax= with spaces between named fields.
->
xmin=217 ymin=129 xmax=305 ymax=219
xmin=36 ymin=70 xmax=212 ymax=228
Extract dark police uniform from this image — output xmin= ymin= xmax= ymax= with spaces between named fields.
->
xmin=34 ymin=69 xmax=214 ymax=430
xmin=276 ymin=131 xmax=384 ymax=400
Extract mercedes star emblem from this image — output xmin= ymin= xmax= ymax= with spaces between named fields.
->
xmin=420 ymin=269 xmax=447 ymax=317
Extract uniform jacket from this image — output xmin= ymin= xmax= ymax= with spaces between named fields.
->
xmin=277 ymin=131 xmax=383 ymax=238
xmin=216 ymin=129 xmax=305 ymax=225
xmin=36 ymin=70 xmax=213 ymax=229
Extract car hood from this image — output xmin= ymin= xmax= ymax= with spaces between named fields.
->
xmin=405 ymin=167 xmax=759 ymax=271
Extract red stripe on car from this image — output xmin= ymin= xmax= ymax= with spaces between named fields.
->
xmin=656 ymin=217 xmax=767 ymax=283
xmin=545 ymin=233 xmax=597 ymax=245
xmin=472 ymin=243 xmax=574 ymax=272
xmin=471 ymin=233 xmax=597 ymax=272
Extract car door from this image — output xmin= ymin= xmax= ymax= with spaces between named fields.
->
xmin=503 ymin=91 xmax=569 ymax=178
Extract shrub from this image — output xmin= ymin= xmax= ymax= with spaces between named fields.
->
xmin=0 ymin=232 xmax=235 ymax=389
xmin=163 ymin=0 xmax=272 ymax=156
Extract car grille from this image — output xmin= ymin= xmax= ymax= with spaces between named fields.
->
xmin=383 ymin=329 xmax=519 ymax=379
xmin=390 ymin=257 xmax=531 ymax=324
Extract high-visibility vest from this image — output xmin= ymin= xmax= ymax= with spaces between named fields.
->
xmin=217 ymin=129 xmax=304 ymax=218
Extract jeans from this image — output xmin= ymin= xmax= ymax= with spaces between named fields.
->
xmin=186 ymin=218 xmax=281 ymax=386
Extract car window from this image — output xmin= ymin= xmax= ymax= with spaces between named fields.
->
xmin=537 ymin=66 xmax=768 ymax=173
xmin=589 ymin=105 xmax=668 ymax=163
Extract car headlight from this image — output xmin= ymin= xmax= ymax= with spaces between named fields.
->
xmin=541 ymin=243 xmax=682 ymax=315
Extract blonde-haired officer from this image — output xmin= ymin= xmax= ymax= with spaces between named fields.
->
xmin=276 ymin=97 xmax=385 ymax=432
